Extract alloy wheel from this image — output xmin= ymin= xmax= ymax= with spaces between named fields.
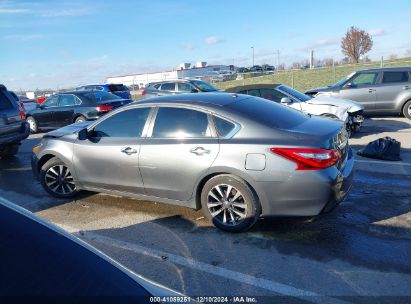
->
xmin=44 ymin=165 xmax=76 ymax=195
xmin=207 ymin=184 xmax=247 ymax=226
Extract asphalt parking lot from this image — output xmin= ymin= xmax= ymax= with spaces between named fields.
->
xmin=1 ymin=117 xmax=411 ymax=303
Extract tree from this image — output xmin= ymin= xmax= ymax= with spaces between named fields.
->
xmin=341 ymin=26 xmax=373 ymax=63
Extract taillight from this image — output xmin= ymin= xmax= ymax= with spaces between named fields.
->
xmin=271 ymin=147 xmax=340 ymax=170
xmin=96 ymin=105 xmax=113 ymax=112
xmin=19 ymin=102 xmax=26 ymax=119
xmin=141 ymin=89 xmax=146 ymax=96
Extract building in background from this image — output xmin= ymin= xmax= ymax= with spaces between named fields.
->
xmin=106 ymin=62 xmax=232 ymax=89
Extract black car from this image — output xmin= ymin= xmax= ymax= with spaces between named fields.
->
xmin=0 ymin=198 xmax=183 ymax=301
xmin=141 ymin=79 xmax=219 ymax=99
xmin=0 ymin=84 xmax=30 ymax=158
xmin=250 ymin=65 xmax=263 ymax=72
xmin=26 ymin=91 xmax=132 ymax=133
xmin=236 ymin=67 xmax=249 ymax=73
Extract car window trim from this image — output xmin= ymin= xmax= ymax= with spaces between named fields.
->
xmin=146 ymin=105 xmax=217 ymax=139
xmin=86 ymin=106 xmax=155 ymax=139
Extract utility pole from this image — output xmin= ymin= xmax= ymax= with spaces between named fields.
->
xmin=251 ymin=46 xmax=255 ymax=67
xmin=274 ymin=49 xmax=280 ymax=68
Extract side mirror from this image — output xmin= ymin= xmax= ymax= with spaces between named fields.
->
xmin=280 ymin=97 xmax=293 ymax=105
xmin=39 ymin=104 xmax=45 ymax=109
xmin=191 ymin=89 xmax=199 ymax=93
xmin=78 ymin=128 xmax=89 ymax=140
xmin=344 ymin=82 xmax=353 ymax=89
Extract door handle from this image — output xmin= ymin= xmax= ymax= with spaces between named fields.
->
xmin=121 ymin=147 xmax=137 ymax=155
xmin=190 ymin=147 xmax=211 ymax=155
xmin=368 ymin=89 xmax=376 ymax=93
xmin=403 ymin=86 xmax=410 ymax=90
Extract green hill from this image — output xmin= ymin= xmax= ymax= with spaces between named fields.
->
xmin=215 ymin=57 xmax=411 ymax=92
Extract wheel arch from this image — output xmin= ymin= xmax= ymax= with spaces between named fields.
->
xmin=193 ymin=169 xmax=261 ymax=211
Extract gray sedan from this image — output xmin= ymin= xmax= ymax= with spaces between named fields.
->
xmin=31 ymin=93 xmax=354 ymax=232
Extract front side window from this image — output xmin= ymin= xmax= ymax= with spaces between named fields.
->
xmin=160 ymin=83 xmax=176 ymax=91
xmin=59 ymin=94 xmax=76 ymax=107
xmin=351 ymin=72 xmax=378 ymax=87
xmin=259 ymin=89 xmax=287 ymax=103
xmin=43 ymin=95 xmax=59 ymax=107
xmin=178 ymin=83 xmax=194 ymax=92
xmin=91 ymin=107 xmax=151 ymax=138
xmin=382 ymin=72 xmax=409 ymax=83
xmin=152 ymin=107 xmax=211 ymax=138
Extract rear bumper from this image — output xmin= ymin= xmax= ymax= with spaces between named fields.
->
xmin=0 ymin=122 xmax=30 ymax=148
xmin=256 ymin=148 xmax=355 ymax=217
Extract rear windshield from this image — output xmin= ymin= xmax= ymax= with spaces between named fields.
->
xmin=108 ymin=84 xmax=129 ymax=92
xmin=190 ymin=80 xmax=218 ymax=92
xmin=227 ymin=96 xmax=308 ymax=129
xmin=277 ymin=85 xmax=311 ymax=102
xmin=0 ymin=90 xmax=14 ymax=110
xmin=80 ymin=92 xmax=122 ymax=103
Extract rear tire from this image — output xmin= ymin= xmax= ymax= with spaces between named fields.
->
xmin=26 ymin=116 xmax=38 ymax=133
xmin=201 ymin=174 xmax=261 ymax=232
xmin=0 ymin=143 xmax=19 ymax=158
xmin=74 ymin=115 xmax=86 ymax=123
xmin=39 ymin=157 xmax=78 ymax=198
xmin=403 ymin=100 xmax=411 ymax=120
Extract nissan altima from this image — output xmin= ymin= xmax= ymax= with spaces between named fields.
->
xmin=31 ymin=93 xmax=354 ymax=232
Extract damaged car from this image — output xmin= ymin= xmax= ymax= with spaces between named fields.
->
xmin=225 ymin=84 xmax=364 ymax=135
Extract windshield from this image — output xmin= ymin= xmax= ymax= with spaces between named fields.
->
xmin=80 ymin=92 xmax=122 ymax=103
xmin=190 ymin=80 xmax=218 ymax=92
xmin=277 ymin=85 xmax=311 ymax=102
xmin=334 ymin=72 xmax=356 ymax=87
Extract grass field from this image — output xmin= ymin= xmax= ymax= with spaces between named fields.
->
xmin=214 ymin=57 xmax=411 ymax=92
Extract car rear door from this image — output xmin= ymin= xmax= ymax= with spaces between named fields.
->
xmin=73 ymin=107 xmax=152 ymax=194
xmin=338 ymin=71 xmax=379 ymax=112
xmin=375 ymin=71 xmax=410 ymax=112
xmin=139 ymin=106 xmax=219 ymax=201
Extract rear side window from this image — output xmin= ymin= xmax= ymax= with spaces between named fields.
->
xmin=228 ymin=96 xmax=308 ymax=129
xmin=382 ymin=72 xmax=409 ymax=83
xmin=178 ymin=83 xmax=193 ymax=92
xmin=108 ymin=84 xmax=129 ymax=92
xmin=0 ymin=90 xmax=13 ymax=110
xmin=160 ymin=83 xmax=176 ymax=91
xmin=213 ymin=116 xmax=236 ymax=137
xmin=92 ymin=107 xmax=150 ymax=138
xmin=152 ymin=107 xmax=211 ymax=138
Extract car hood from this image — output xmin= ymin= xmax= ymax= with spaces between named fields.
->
xmin=44 ymin=121 xmax=91 ymax=138
xmin=308 ymin=96 xmax=364 ymax=112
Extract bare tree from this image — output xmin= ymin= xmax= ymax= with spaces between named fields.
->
xmin=323 ymin=58 xmax=334 ymax=67
xmin=388 ymin=54 xmax=398 ymax=60
xmin=341 ymin=26 xmax=373 ymax=63
xmin=276 ymin=64 xmax=285 ymax=71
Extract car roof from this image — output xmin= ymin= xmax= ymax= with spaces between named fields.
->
xmin=147 ymin=79 xmax=198 ymax=85
xmin=225 ymin=84 xmax=281 ymax=92
xmin=356 ymin=66 xmax=411 ymax=73
xmin=136 ymin=92 xmax=251 ymax=108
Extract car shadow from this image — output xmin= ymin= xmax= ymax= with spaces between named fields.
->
xmin=351 ymin=117 xmax=411 ymax=138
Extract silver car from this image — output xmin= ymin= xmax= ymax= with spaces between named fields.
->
xmin=31 ymin=93 xmax=354 ymax=232
xmin=305 ymin=67 xmax=411 ymax=120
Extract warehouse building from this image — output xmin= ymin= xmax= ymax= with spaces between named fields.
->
xmin=106 ymin=62 xmax=232 ymax=89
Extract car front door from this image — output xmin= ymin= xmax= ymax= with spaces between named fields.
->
xmin=139 ymin=106 xmax=219 ymax=201
xmin=73 ymin=107 xmax=152 ymax=193
xmin=338 ymin=72 xmax=379 ymax=112
xmin=52 ymin=94 xmax=79 ymax=127
xmin=375 ymin=71 xmax=410 ymax=112
xmin=33 ymin=95 xmax=59 ymax=129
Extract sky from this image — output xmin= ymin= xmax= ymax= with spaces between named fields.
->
xmin=1 ymin=0 xmax=411 ymax=91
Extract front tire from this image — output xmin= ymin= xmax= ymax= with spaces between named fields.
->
xmin=26 ymin=116 xmax=38 ymax=133
xmin=39 ymin=157 xmax=78 ymax=198
xmin=201 ymin=174 xmax=261 ymax=232
xmin=403 ymin=100 xmax=411 ymax=120
xmin=75 ymin=115 xmax=86 ymax=123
